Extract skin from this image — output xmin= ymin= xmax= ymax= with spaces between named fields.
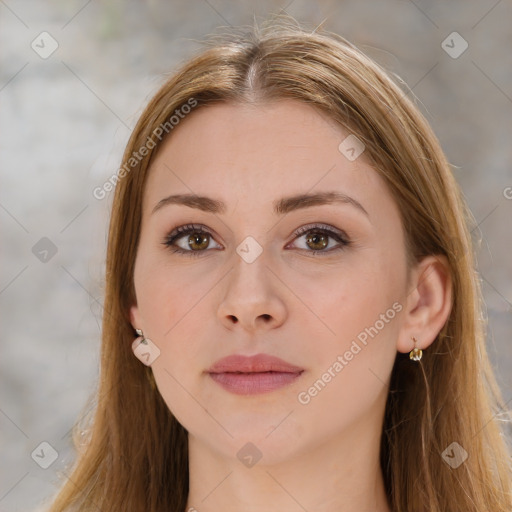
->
xmin=130 ymin=99 xmax=452 ymax=512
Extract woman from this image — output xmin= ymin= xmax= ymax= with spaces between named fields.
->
xmin=48 ymin=17 xmax=512 ymax=512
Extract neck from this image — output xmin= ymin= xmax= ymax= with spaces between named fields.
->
xmin=185 ymin=411 xmax=391 ymax=512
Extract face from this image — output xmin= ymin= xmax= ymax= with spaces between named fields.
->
xmin=130 ymin=99 xmax=409 ymax=464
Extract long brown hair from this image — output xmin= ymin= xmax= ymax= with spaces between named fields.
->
xmin=47 ymin=16 xmax=512 ymax=512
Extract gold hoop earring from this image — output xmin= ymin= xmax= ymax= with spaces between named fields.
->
xmin=409 ymin=336 xmax=423 ymax=361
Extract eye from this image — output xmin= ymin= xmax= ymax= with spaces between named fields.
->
xmin=162 ymin=223 xmax=221 ymax=257
xmin=287 ymin=223 xmax=351 ymax=256
xmin=162 ymin=222 xmax=351 ymax=257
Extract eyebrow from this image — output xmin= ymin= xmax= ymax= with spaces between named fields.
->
xmin=151 ymin=191 xmax=369 ymax=217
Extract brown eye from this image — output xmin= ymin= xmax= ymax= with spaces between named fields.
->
xmin=187 ymin=232 xmax=210 ymax=251
xmin=289 ymin=224 xmax=351 ymax=255
xmin=305 ymin=231 xmax=329 ymax=251
xmin=162 ymin=224 xmax=221 ymax=257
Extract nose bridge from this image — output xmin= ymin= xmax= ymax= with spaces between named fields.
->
xmin=230 ymin=238 xmax=271 ymax=300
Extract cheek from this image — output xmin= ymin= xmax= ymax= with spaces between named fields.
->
xmin=133 ymin=253 xmax=218 ymax=384
xmin=291 ymin=269 xmax=400 ymax=433
xmin=291 ymin=256 xmax=403 ymax=391
xmin=134 ymin=251 xmax=215 ymax=338
xmin=295 ymin=260 xmax=400 ymax=339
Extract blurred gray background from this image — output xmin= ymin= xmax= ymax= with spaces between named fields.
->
xmin=1 ymin=0 xmax=511 ymax=510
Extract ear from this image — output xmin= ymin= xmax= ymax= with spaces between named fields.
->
xmin=129 ymin=303 xmax=143 ymax=333
xmin=397 ymin=254 xmax=453 ymax=354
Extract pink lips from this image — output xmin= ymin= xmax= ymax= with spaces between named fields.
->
xmin=207 ymin=354 xmax=304 ymax=395
xmin=208 ymin=353 xmax=304 ymax=374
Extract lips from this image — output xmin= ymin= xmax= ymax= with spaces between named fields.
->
xmin=207 ymin=354 xmax=304 ymax=395
xmin=207 ymin=353 xmax=304 ymax=374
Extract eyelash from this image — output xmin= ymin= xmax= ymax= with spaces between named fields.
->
xmin=161 ymin=222 xmax=351 ymax=258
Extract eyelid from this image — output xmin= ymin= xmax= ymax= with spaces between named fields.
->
xmin=290 ymin=223 xmax=349 ymax=243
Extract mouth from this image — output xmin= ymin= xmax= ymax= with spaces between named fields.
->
xmin=207 ymin=370 xmax=304 ymax=395
xmin=206 ymin=353 xmax=304 ymax=395
xmin=207 ymin=353 xmax=303 ymax=373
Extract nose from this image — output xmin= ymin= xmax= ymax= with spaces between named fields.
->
xmin=217 ymin=249 xmax=287 ymax=333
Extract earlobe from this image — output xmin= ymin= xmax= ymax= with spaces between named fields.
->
xmin=397 ymin=254 xmax=453 ymax=354
xmin=129 ymin=304 xmax=142 ymax=332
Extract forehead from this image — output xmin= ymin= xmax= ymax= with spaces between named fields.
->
xmin=144 ymin=100 xmax=393 ymax=221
